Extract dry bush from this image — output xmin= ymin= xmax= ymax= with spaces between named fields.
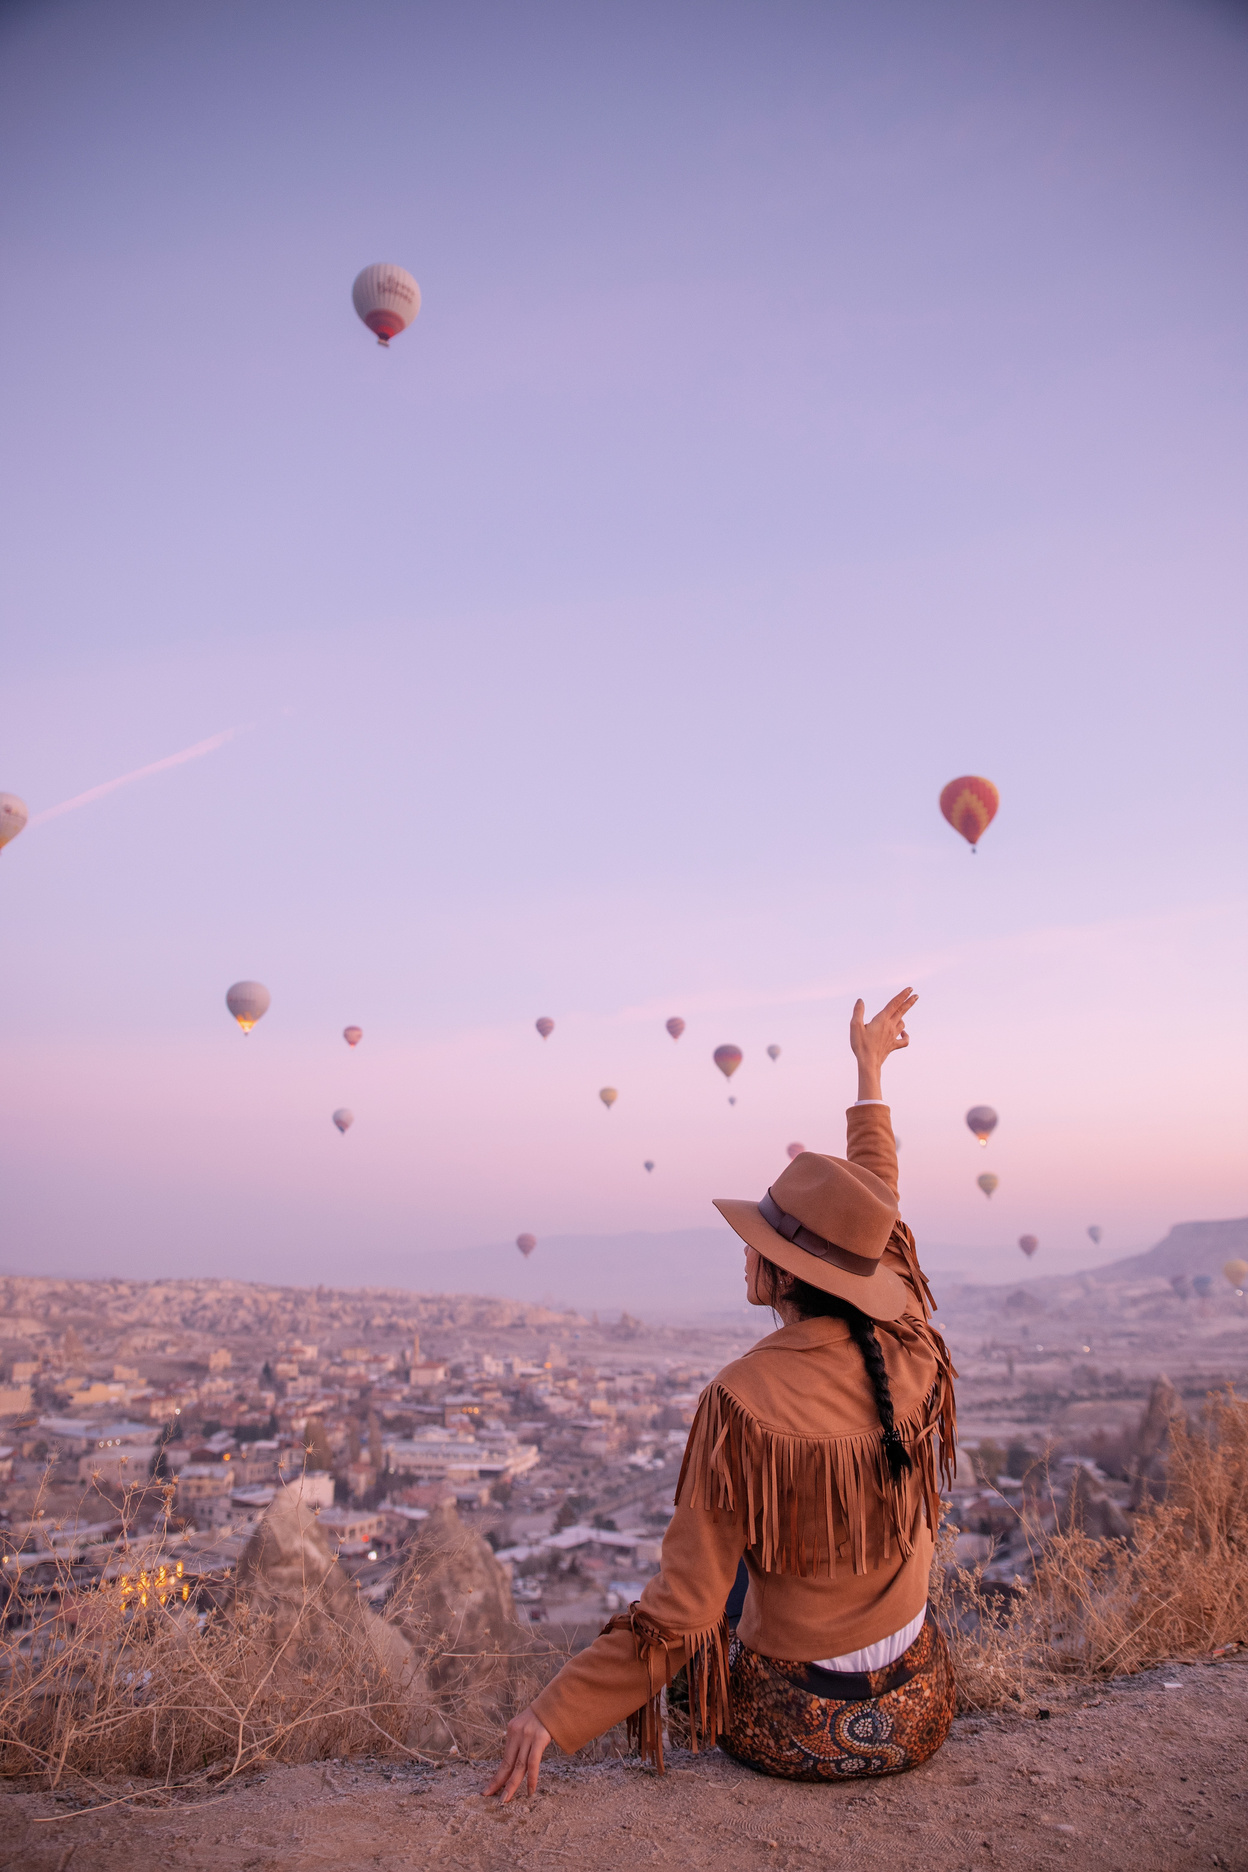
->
xmin=936 ymin=1385 xmax=1248 ymax=1709
xmin=0 ymin=1517 xmax=563 ymax=1800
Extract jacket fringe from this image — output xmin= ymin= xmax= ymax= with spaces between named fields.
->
xmin=890 ymin=1220 xmax=937 ymax=1320
xmin=599 ymin=1605 xmax=730 ymax=1770
xmin=675 ymin=1327 xmax=958 ymax=1579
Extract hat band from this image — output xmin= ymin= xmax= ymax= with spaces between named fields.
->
xmin=758 ymin=1189 xmax=881 ymax=1279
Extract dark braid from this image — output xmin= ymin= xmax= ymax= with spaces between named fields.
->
xmin=756 ymin=1257 xmax=913 ymax=1483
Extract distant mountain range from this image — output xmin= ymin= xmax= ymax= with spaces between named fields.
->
xmin=1084 ymin=1218 xmax=1248 ymax=1285
xmin=384 ymin=1216 xmax=1248 ymax=1317
xmin=377 ymin=1227 xmax=750 ymax=1321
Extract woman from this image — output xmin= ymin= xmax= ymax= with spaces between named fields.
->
xmin=487 ymin=989 xmax=957 ymax=1800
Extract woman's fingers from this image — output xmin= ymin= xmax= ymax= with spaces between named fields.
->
xmin=487 ymin=1712 xmax=551 ymax=1802
xmin=485 ymin=1732 xmax=522 ymax=1797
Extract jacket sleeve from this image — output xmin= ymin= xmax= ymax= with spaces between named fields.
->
xmin=530 ymin=1404 xmax=746 ymax=1758
xmin=846 ymin=1101 xmax=898 ymax=1201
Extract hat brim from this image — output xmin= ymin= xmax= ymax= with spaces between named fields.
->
xmin=713 ymin=1197 xmax=910 ymax=1324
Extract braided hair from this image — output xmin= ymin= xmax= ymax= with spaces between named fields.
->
xmin=756 ymin=1257 xmax=913 ymax=1483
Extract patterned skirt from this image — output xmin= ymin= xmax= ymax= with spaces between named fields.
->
xmin=716 ymin=1612 xmax=955 ymax=1781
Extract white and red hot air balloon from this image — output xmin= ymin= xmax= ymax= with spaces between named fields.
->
xmin=352 ymin=264 xmax=421 ymax=347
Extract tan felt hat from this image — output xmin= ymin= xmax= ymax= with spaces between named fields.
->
xmin=714 ymin=1149 xmax=908 ymax=1323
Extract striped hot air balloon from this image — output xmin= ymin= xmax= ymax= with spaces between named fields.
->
xmin=940 ymin=776 xmax=999 ymax=851
xmin=977 ymin=1173 xmax=998 ymax=1198
xmin=665 ymin=1017 xmax=686 ymax=1040
xmin=713 ymin=1045 xmax=743 ymax=1080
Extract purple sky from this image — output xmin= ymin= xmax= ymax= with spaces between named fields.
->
xmin=1 ymin=0 xmax=1245 ymax=1290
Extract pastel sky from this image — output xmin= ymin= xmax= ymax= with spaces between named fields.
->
xmin=1 ymin=0 xmax=1245 ymax=1292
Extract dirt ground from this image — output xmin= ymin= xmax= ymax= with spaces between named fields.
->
xmin=4 ymin=1660 xmax=1246 ymax=1872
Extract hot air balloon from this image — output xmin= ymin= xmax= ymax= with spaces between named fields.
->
xmin=1018 ymin=1234 xmax=1039 ymax=1259
xmin=0 ymin=794 xmax=28 ymax=853
xmin=343 ymin=1026 xmax=363 ymax=1048
xmin=332 ymin=1109 xmax=354 ymax=1133
xmin=1170 ymin=1274 xmax=1191 ymax=1301
xmin=535 ymin=1017 xmax=554 ymax=1039
xmin=786 ymin=1142 xmax=806 ymax=1161
xmin=940 ymin=776 xmax=999 ymax=851
xmin=1224 ymin=1259 xmax=1248 ymax=1291
xmin=643 ymin=1160 xmax=655 ymax=1173
xmin=226 ymin=981 xmax=270 ymax=1034
xmin=1193 ymin=1274 xmax=1214 ymax=1299
xmin=728 ymin=1096 xmax=737 ymax=1106
xmin=516 ymin=1233 xmax=537 ymax=1258
xmin=666 ymin=1017 xmax=685 ymax=1040
xmin=966 ymin=1106 xmax=998 ymax=1146
xmin=713 ymin=1045 xmax=743 ymax=1080
xmin=599 ymin=1087 xmax=618 ymax=1109
xmin=977 ymin=1173 xmax=999 ymax=1198
xmin=1087 ymin=1225 xmax=1102 ymax=1246
xmin=766 ymin=1045 xmax=781 ymax=1062
xmin=352 ymin=263 xmax=420 ymax=347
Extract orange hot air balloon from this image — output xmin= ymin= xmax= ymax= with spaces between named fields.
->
xmin=977 ymin=1173 xmax=998 ymax=1198
xmin=666 ymin=1017 xmax=686 ymax=1040
xmin=966 ymin=1106 xmax=998 ymax=1146
xmin=599 ymin=1087 xmax=618 ymax=1109
xmin=1224 ymin=1259 xmax=1248 ymax=1290
xmin=766 ymin=1045 xmax=781 ymax=1062
xmin=516 ymin=1233 xmax=537 ymax=1258
xmin=940 ymin=775 xmax=999 ymax=851
xmin=343 ymin=1026 xmax=363 ymax=1048
xmin=786 ymin=1142 xmax=806 ymax=1161
xmin=713 ymin=1045 xmax=743 ymax=1080
xmin=535 ymin=1017 xmax=554 ymax=1039
xmin=1018 ymin=1234 xmax=1039 ymax=1259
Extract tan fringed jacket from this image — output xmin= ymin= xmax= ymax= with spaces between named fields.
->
xmin=530 ymin=1103 xmax=957 ymax=1763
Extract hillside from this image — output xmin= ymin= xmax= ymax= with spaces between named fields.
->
xmin=6 ymin=1659 xmax=1246 ymax=1871
xmin=1087 ymin=1217 xmax=1248 ymax=1284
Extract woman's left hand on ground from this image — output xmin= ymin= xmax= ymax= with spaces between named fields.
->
xmin=485 ymin=1706 xmax=552 ymax=1801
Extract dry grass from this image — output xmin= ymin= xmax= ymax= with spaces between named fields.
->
xmin=936 ymin=1385 xmax=1248 ymax=1709
xmin=0 ymin=1499 xmax=560 ymax=1802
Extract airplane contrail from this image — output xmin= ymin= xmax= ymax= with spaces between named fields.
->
xmin=29 ymin=726 xmax=249 ymax=825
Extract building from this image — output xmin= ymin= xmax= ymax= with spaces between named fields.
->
xmin=318 ymin=1507 xmax=384 ymax=1555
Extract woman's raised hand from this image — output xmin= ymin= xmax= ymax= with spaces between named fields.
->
xmin=485 ymin=1705 xmax=552 ymax=1802
xmin=850 ymin=989 xmax=917 ymax=1101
